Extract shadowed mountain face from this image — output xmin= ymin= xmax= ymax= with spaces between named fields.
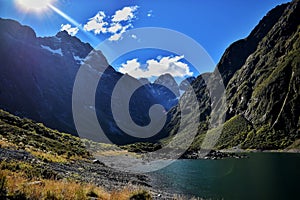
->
xmin=164 ymin=0 xmax=300 ymax=150
xmin=0 ymin=18 xmax=179 ymax=144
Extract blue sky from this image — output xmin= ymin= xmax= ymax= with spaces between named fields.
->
xmin=0 ymin=0 xmax=291 ymax=80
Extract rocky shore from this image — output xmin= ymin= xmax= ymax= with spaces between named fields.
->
xmin=0 ymin=148 xmax=175 ymax=199
xmin=180 ymin=149 xmax=248 ymax=160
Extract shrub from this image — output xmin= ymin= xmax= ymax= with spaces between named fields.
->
xmin=129 ymin=190 xmax=152 ymax=200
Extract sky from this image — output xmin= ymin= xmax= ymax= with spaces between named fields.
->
xmin=0 ymin=0 xmax=291 ymax=80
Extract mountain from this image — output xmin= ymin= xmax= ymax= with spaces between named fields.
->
xmin=163 ymin=0 xmax=300 ymax=151
xmin=137 ymin=74 xmax=180 ymax=110
xmin=154 ymin=73 xmax=180 ymax=97
xmin=0 ymin=18 xmax=177 ymax=144
xmin=151 ymin=73 xmax=179 ymax=110
xmin=179 ymin=76 xmax=196 ymax=91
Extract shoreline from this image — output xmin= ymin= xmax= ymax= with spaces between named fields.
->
xmin=219 ymin=148 xmax=300 ymax=154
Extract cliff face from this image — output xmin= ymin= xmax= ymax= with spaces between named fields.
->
xmin=164 ymin=0 xmax=300 ymax=150
xmin=216 ymin=3 xmax=288 ymax=86
xmin=224 ymin=0 xmax=300 ymax=149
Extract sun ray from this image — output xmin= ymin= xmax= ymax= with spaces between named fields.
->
xmin=15 ymin=0 xmax=56 ymax=13
xmin=48 ymin=4 xmax=100 ymax=43
xmin=48 ymin=4 xmax=80 ymax=27
xmin=15 ymin=0 xmax=100 ymax=44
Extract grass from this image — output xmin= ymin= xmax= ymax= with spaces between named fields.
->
xmin=286 ymin=139 xmax=300 ymax=151
xmin=121 ymin=142 xmax=162 ymax=153
xmin=0 ymin=108 xmax=132 ymax=165
xmin=0 ymin=158 xmax=153 ymax=200
xmin=0 ymin=159 xmax=155 ymax=199
xmin=0 ymin=109 xmax=124 ymax=164
xmin=30 ymin=150 xmax=68 ymax=163
xmin=0 ymin=169 xmax=152 ymax=200
xmin=0 ymin=109 xmax=91 ymax=162
xmin=216 ymin=115 xmax=253 ymax=149
xmin=0 ymin=139 xmax=17 ymax=149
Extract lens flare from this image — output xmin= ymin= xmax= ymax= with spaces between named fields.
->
xmin=15 ymin=0 xmax=55 ymax=13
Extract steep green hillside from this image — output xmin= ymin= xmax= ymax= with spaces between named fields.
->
xmin=0 ymin=109 xmax=122 ymax=162
xmin=225 ymin=0 xmax=300 ymax=149
xmin=163 ymin=0 xmax=300 ymax=151
xmin=0 ymin=109 xmax=89 ymax=160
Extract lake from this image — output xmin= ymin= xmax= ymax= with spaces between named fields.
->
xmin=150 ymin=153 xmax=300 ymax=199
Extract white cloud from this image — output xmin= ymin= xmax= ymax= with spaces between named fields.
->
xmin=60 ymin=24 xmax=79 ymax=36
xmin=107 ymin=23 xmax=122 ymax=33
xmin=108 ymin=24 xmax=131 ymax=41
xmin=108 ymin=32 xmax=123 ymax=41
xmin=119 ymin=59 xmax=140 ymax=74
xmin=83 ymin=6 xmax=139 ymax=41
xmin=111 ymin=6 xmax=138 ymax=22
xmin=83 ymin=11 xmax=108 ymax=34
xmin=118 ymin=55 xmax=193 ymax=78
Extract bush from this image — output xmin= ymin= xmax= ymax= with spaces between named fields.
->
xmin=86 ymin=190 xmax=98 ymax=198
xmin=129 ymin=190 xmax=152 ymax=200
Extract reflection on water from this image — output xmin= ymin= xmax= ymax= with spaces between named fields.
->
xmin=150 ymin=153 xmax=300 ymax=200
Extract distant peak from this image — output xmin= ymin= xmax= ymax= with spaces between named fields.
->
xmin=139 ymin=78 xmax=150 ymax=85
xmin=56 ymin=30 xmax=72 ymax=39
xmin=154 ymin=73 xmax=180 ymax=97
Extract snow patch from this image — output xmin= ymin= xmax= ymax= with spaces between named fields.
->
xmin=73 ymin=54 xmax=85 ymax=64
xmin=41 ymin=45 xmax=63 ymax=56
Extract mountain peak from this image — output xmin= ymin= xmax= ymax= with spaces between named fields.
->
xmin=215 ymin=2 xmax=288 ymax=86
xmin=0 ymin=18 xmax=36 ymax=42
xmin=154 ymin=73 xmax=180 ymax=97
xmin=55 ymin=30 xmax=69 ymax=38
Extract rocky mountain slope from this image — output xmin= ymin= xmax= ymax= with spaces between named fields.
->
xmin=0 ymin=18 xmax=179 ymax=144
xmin=164 ymin=0 xmax=300 ymax=151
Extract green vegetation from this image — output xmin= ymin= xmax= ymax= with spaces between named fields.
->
xmin=0 ymin=109 xmax=90 ymax=161
xmin=0 ymin=160 xmax=59 ymax=180
xmin=241 ymin=124 xmax=293 ymax=150
xmin=216 ymin=115 xmax=253 ymax=149
xmin=182 ymin=114 xmax=295 ymax=152
xmin=286 ymin=139 xmax=300 ymax=151
xmin=0 ymin=169 xmax=152 ymax=200
xmin=121 ymin=142 xmax=161 ymax=153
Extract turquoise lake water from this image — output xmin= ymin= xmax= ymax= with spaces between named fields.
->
xmin=150 ymin=153 xmax=300 ymax=199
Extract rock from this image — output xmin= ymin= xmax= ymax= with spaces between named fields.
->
xmin=92 ymin=159 xmax=105 ymax=166
xmin=180 ymin=149 xmax=247 ymax=160
xmin=154 ymin=73 xmax=180 ymax=97
xmin=179 ymin=76 xmax=196 ymax=91
xmin=26 ymin=181 xmax=44 ymax=186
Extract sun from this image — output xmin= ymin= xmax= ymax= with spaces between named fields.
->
xmin=15 ymin=0 xmax=56 ymax=13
